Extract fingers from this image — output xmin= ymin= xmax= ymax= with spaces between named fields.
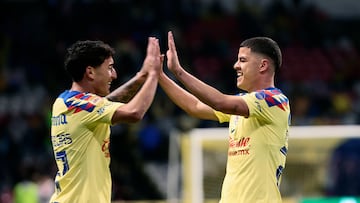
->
xmin=144 ymin=33 xmax=179 ymax=74
xmin=146 ymin=37 xmax=153 ymax=54
xmin=168 ymin=31 xmax=176 ymax=52
xmin=160 ymin=54 xmax=165 ymax=71
xmin=147 ymin=37 xmax=160 ymax=55
xmin=155 ymin=38 xmax=160 ymax=55
xmin=143 ymin=37 xmax=163 ymax=75
xmin=160 ymin=54 xmax=165 ymax=63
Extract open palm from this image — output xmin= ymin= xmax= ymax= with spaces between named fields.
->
xmin=166 ymin=31 xmax=181 ymax=72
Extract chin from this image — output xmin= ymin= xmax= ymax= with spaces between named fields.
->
xmin=236 ymin=83 xmax=242 ymax=89
xmin=237 ymin=84 xmax=247 ymax=92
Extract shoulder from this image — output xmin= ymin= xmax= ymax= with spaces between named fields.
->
xmin=250 ymin=88 xmax=288 ymax=102
xmin=243 ymin=87 xmax=289 ymax=111
xmin=63 ymin=92 xmax=104 ymax=105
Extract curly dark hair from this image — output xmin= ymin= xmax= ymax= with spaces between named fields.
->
xmin=64 ymin=40 xmax=115 ymax=82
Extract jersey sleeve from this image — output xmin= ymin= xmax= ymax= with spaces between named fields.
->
xmin=214 ymin=110 xmax=231 ymax=123
xmin=242 ymin=89 xmax=289 ymax=122
xmin=82 ymin=95 xmax=123 ymax=126
xmin=241 ymin=91 xmax=274 ymax=123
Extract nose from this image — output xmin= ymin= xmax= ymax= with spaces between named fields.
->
xmin=111 ymin=68 xmax=117 ymax=79
xmin=233 ymin=60 xmax=240 ymax=70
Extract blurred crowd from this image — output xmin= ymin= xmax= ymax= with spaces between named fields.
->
xmin=1 ymin=0 xmax=360 ymax=202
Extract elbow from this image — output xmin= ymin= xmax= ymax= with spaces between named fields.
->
xmin=210 ymin=100 xmax=225 ymax=112
xmin=127 ymin=111 xmax=144 ymax=123
xmin=112 ymin=109 xmax=145 ymax=124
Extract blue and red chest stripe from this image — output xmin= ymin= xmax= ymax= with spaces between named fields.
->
xmin=59 ymin=90 xmax=95 ymax=113
xmin=255 ymin=88 xmax=289 ymax=111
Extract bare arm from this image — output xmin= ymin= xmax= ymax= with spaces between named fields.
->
xmin=166 ymin=31 xmax=249 ymax=117
xmin=159 ymin=71 xmax=218 ymax=121
xmin=111 ymin=37 xmax=161 ymax=124
xmin=112 ymin=72 xmax=158 ymax=124
xmin=106 ymin=71 xmax=147 ymax=103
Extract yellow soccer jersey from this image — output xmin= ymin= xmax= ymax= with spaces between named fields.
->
xmin=49 ymin=90 xmax=123 ymax=203
xmin=215 ymin=87 xmax=291 ymax=203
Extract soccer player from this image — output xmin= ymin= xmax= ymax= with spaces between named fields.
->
xmin=160 ymin=31 xmax=291 ymax=202
xmin=49 ymin=37 xmax=162 ymax=203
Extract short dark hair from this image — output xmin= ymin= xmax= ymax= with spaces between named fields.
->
xmin=240 ymin=37 xmax=282 ymax=72
xmin=64 ymin=40 xmax=115 ymax=82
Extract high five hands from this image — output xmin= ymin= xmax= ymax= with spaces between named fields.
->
xmin=142 ymin=31 xmax=183 ymax=77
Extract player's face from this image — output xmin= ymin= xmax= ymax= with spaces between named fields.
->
xmin=233 ymin=47 xmax=263 ymax=91
xmin=93 ymin=57 xmax=117 ymax=96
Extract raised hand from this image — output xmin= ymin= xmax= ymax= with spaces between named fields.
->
xmin=166 ymin=31 xmax=182 ymax=73
xmin=141 ymin=37 xmax=161 ymax=75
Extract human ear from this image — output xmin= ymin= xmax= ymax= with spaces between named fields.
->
xmin=86 ymin=66 xmax=96 ymax=80
xmin=259 ymin=59 xmax=269 ymax=72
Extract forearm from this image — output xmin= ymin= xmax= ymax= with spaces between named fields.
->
xmin=159 ymin=72 xmax=217 ymax=120
xmin=173 ymin=67 xmax=249 ymax=116
xmin=106 ymin=71 xmax=147 ymax=102
xmin=127 ymin=72 xmax=159 ymax=117
xmin=111 ymin=72 xmax=159 ymax=124
xmin=159 ymin=73 xmax=197 ymax=113
xmin=172 ymin=67 xmax=224 ymax=109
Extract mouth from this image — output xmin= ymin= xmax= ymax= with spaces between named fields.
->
xmin=237 ymin=72 xmax=243 ymax=77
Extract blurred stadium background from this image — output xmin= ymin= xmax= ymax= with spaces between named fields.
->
xmin=1 ymin=0 xmax=360 ymax=202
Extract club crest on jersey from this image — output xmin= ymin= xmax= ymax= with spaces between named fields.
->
xmin=255 ymin=91 xmax=266 ymax=100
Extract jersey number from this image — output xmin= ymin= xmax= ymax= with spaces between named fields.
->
xmin=55 ymin=151 xmax=69 ymax=175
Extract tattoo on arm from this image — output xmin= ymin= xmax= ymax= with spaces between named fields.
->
xmin=106 ymin=78 xmax=145 ymax=103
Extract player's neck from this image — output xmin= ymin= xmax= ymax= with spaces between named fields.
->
xmin=247 ymin=79 xmax=275 ymax=92
xmin=70 ymin=82 xmax=93 ymax=93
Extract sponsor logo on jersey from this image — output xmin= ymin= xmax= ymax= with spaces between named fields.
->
xmin=228 ymin=136 xmax=251 ymax=156
xmin=102 ymin=139 xmax=110 ymax=158
xmin=52 ymin=114 xmax=67 ymax=126
xmin=51 ymin=133 xmax=72 ymax=147
xmin=97 ymin=107 xmax=105 ymax=115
